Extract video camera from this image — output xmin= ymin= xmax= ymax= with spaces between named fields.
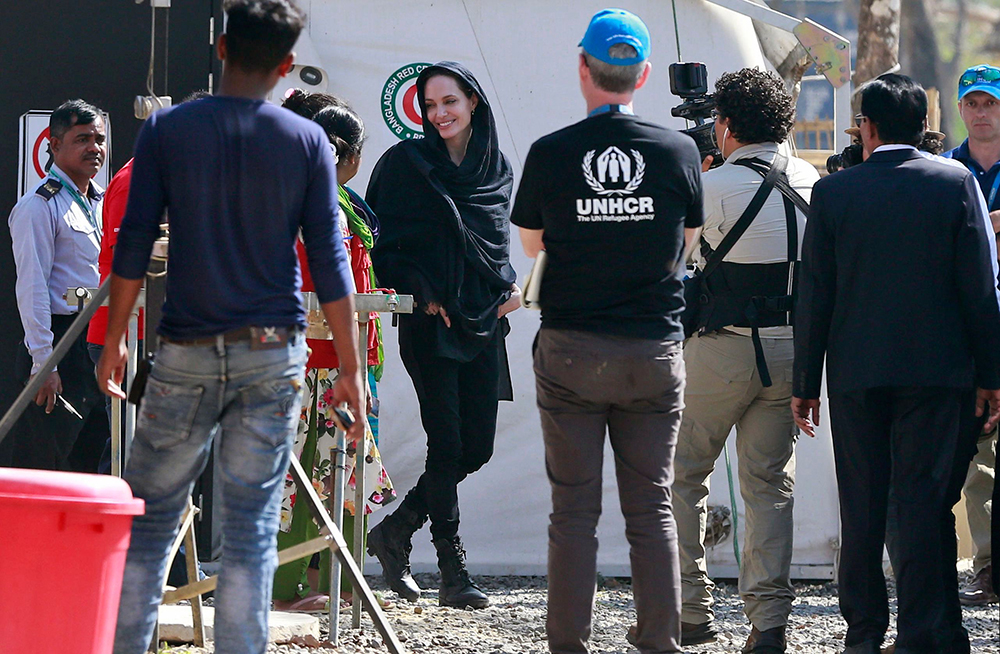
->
xmin=669 ymin=62 xmax=723 ymax=169
xmin=826 ymin=143 xmax=864 ymax=174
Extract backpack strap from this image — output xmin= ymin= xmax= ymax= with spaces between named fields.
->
xmin=724 ymin=154 xmax=804 ymax=388
xmin=734 ymin=157 xmax=810 ymax=214
xmin=734 ymin=155 xmax=806 ymax=322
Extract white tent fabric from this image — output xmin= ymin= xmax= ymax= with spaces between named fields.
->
xmin=298 ymin=0 xmax=840 ymax=578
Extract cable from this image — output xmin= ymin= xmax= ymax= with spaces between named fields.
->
xmin=147 ymin=3 xmax=157 ymax=98
xmin=164 ymin=7 xmax=170 ymax=93
xmin=671 ymin=0 xmax=683 ymax=60
xmin=724 ymin=441 xmax=741 ymax=569
xmin=460 ymin=0 xmax=523 ymax=167
xmin=671 ymin=4 xmax=739 ymax=561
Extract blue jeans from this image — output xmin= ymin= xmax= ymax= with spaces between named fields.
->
xmin=113 ymin=333 xmax=307 ymax=654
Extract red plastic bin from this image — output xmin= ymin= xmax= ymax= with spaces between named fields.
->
xmin=0 ymin=468 xmax=144 ymax=654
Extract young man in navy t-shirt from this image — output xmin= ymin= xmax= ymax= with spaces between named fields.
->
xmin=96 ymin=2 xmax=362 ymax=652
xmin=512 ymin=9 xmax=703 ymax=654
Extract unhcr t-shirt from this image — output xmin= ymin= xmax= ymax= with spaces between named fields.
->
xmin=511 ymin=111 xmax=703 ymax=340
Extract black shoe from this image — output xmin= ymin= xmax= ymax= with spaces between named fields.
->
xmin=843 ymin=640 xmax=881 ymax=654
xmin=433 ymin=536 xmax=489 ymax=609
xmin=366 ymin=505 xmax=425 ymax=602
xmin=682 ymin=621 xmax=718 ymax=646
xmin=742 ymin=626 xmax=786 ymax=653
xmin=958 ymin=565 xmax=997 ymax=606
xmin=626 ymin=621 xmax=717 ymax=647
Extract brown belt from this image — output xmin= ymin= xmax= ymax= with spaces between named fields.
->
xmin=161 ymin=326 xmax=294 ymax=347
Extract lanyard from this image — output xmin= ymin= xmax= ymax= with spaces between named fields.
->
xmin=46 ymin=168 xmax=98 ymax=232
xmin=989 ymin=172 xmax=1000 ymax=210
xmin=961 ymin=161 xmax=1000 ymax=210
xmin=588 ymin=104 xmax=634 ymax=117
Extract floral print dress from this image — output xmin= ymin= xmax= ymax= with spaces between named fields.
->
xmin=278 ymin=366 xmax=395 ymax=532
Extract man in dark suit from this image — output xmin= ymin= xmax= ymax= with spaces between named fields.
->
xmin=792 ymin=73 xmax=1000 ymax=654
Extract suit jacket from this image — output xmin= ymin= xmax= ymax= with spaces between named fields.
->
xmin=794 ymin=148 xmax=1000 ymax=398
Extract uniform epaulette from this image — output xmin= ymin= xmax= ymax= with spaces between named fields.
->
xmin=35 ymin=178 xmax=62 ymax=201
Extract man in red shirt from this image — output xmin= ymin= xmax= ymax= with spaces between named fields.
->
xmin=87 ymin=92 xmax=207 ymax=473
xmin=86 ymin=158 xmax=141 ymax=473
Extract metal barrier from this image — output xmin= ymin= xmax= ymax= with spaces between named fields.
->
xmin=0 ymin=276 xmax=413 ymax=652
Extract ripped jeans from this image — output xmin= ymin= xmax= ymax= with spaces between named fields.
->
xmin=113 ymin=332 xmax=307 ymax=654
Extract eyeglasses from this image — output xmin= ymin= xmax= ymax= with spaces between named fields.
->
xmin=960 ymin=66 xmax=1000 ymax=87
xmin=710 ymin=108 xmax=722 ymax=120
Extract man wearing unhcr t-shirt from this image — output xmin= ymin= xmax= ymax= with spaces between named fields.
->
xmin=511 ymin=9 xmax=703 ymax=654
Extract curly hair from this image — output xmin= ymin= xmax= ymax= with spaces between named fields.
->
xmin=713 ymin=68 xmax=795 ymax=144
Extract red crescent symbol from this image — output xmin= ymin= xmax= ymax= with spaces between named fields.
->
xmin=32 ymin=127 xmax=51 ymax=178
xmin=402 ymin=84 xmax=422 ymax=127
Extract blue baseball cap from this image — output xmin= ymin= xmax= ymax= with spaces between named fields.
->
xmin=958 ymin=64 xmax=1000 ymax=101
xmin=579 ymin=8 xmax=650 ymax=66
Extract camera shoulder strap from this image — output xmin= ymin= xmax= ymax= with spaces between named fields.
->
xmin=733 ymin=155 xmax=810 ymax=264
xmin=735 ymin=156 xmax=810 ymax=215
xmin=699 ymin=154 xmax=785 ymax=279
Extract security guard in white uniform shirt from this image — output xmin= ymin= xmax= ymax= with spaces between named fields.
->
xmin=3 ymin=99 xmax=110 ymax=471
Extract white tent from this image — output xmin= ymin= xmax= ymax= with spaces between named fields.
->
xmin=290 ymin=0 xmax=842 ymax=579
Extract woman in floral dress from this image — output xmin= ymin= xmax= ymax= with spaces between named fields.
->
xmin=273 ymin=90 xmax=395 ymax=612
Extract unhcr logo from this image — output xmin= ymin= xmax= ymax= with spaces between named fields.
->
xmin=577 ymin=146 xmax=655 ymax=223
xmin=582 ymin=146 xmax=645 ymax=196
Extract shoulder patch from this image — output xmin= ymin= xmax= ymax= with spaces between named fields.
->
xmin=87 ymin=180 xmax=105 ymax=201
xmin=35 ymin=178 xmax=63 ymax=201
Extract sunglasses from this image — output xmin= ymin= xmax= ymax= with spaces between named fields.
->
xmin=854 ymin=114 xmax=864 ymax=128
xmin=960 ymin=67 xmax=1000 ymax=87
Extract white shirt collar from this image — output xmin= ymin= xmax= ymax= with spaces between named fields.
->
xmin=725 ymin=142 xmax=779 ymax=163
xmin=872 ymin=144 xmax=918 ymax=154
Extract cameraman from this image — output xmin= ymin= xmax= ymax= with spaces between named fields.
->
xmin=673 ymin=67 xmax=819 ymax=652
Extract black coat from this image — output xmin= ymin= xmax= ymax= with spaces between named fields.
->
xmin=794 ymin=148 xmax=1000 ymax=398
xmin=367 ymin=62 xmax=514 ymax=362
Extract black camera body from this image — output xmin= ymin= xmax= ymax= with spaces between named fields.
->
xmin=826 ymin=143 xmax=864 ymax=174
xmin=669 ymin=62 xmax=723 ymax=169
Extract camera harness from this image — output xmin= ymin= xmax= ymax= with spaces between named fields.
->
xmin=685 ymin=153 xmax=810 ymax=387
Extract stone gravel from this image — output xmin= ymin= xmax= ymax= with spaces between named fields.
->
xmin=162 ymin=572 xmax=998 ymax=653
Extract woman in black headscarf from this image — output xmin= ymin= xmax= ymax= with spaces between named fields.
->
xmin=366 ymin=62 xmax=520 ymax=610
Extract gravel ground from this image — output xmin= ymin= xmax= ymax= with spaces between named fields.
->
xmin=162 ymin=572 xmax=998 ymax=654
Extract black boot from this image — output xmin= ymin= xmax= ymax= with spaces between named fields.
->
xmin=433 ymin=536 xmax=489 ymax=609
xmin=366 ymin=504 xmax=425 ymax=602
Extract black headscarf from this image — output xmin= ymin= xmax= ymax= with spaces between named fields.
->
xmin=368 ymin=61 xmax=515 ymax=361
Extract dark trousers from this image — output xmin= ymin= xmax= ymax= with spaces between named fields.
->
xmin=829 ymin=387 xmax=978 ymax=654
xmin=884 ymin=415 xmax=985 ymax=589
xmin=994 ymin=456 xmax=999 ymax=599
xmin=534 ymin=328 xmax=685 ymax=654
xmin=396 ymin=315 xmax=501 ymax=541
xmin=6 ymin=314 xmax=109 ymax=472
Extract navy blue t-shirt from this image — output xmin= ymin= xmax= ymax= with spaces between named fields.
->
xmin=113 ymin=96 xmax=352 ymax=339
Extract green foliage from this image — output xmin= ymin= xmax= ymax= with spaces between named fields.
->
xmin=157 ymin=645 xmax=194 ymax=654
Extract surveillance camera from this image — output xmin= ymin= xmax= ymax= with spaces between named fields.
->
xmin=269 ymin=65 xmax=329 ymax=104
